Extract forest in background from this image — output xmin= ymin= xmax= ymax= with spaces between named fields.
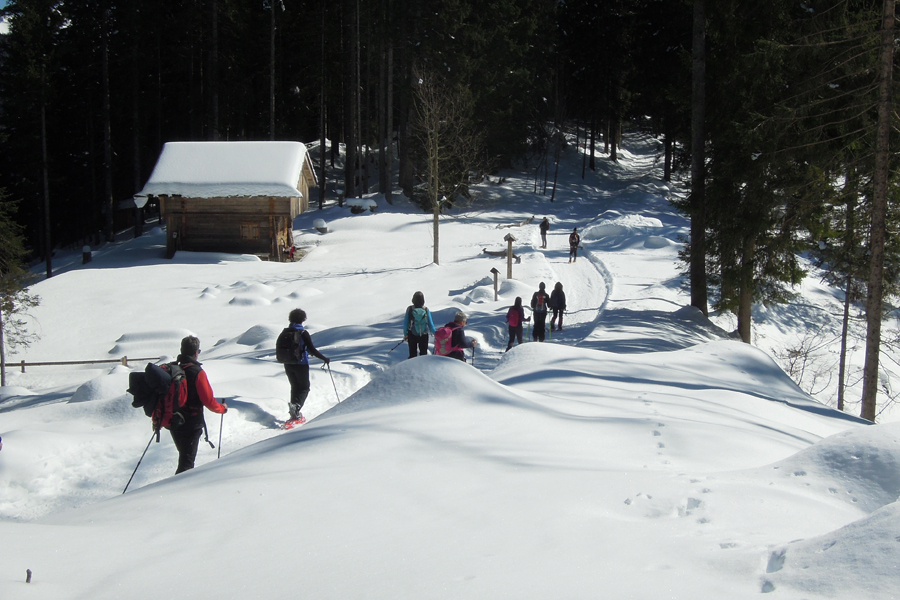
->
xmin=1 ymin=0 xmax=899 ymax=419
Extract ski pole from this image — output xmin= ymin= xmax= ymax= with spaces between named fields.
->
xmin=217 ymin=412 xmax=224 ymax=459
xmin=123 ymin=430 xmax=156 ymax=494
xmin=326 ymin=363 xmax=341 ymax=403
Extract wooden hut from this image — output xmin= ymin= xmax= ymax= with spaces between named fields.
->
xmin=136 ymin=141 xmax=317 ymax=261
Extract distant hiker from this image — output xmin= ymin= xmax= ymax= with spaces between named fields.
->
xmin=506 ymin=296 xmax=530 ymax=351
xmin=172 ymin=336 xmax=227 ymax=474
xmin=568 ymin=228 xmax=581 ymax=263
xmin=289 ymin=245 xmax=296 ymax=261
xmin=403 ymin=291 xmax=437 ymax=359
xmin=277 ymin=309 xmax=331 ymax=425
xmin=539 ymin=217 xmax=550 ymax=249
xmin=530 ymin=282 xmax=551 ymax=342
xmin=550 ymin=282 xmax=567 ymax=331
xmin=434 ymin=311 xmax=478 ymax=362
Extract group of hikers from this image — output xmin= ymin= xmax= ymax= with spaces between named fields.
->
xmin=149 ymin=216 xmax=580 ymax=475
xmin=540 ymin=217 xmax=581 ymax=263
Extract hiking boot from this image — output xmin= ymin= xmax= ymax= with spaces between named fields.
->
xmin=289 ymin=402 xmax=302 ymax=421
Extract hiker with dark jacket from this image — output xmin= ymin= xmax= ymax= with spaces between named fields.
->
xmin=530 ymin=282 xmax=551 ymax=342
xmin=568 ymin=228 xmax=581 ymax=263
xmin=441 ymin=311 xmax=478 ymax=362
xmin=506 ymin=296 xmax=530 ymax=351
xmin=549 ymin=282 xmax=567 ymax=331
xmin=173 ymin=335 xmax=227 ymax=474
xmin=403 ymin=291 xmax=437 ymax=358
xmin=284 ymin=309 xmax=330 ymax=423
xmin=539 ymin=217 xmax=550 ymax=249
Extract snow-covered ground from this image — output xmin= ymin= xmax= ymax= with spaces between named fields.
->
xmin=1 ymin=131 xmax=898 ymax=599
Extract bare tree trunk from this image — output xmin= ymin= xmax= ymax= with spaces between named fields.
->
xmin=102 ymin=8 xmax=115 ymax=243
xmin=589 ymin=115 xmax=596 ymax=170
xmin=343 ymin=0 xmax=358 ymax=199
xmin=838 ymin=184 xmax=857 ymax=412
xmin=319 ymin=0 xmax=327 ymax=209
xmin=210 ymin=0 xmax=219 ymax=141
xmin=690 ymin=0 xmax=708 ymax=316
xmin=41 ymin=100 xmax=53 ymax=278
xmin=860 ymin=0 xmax=895 ymax=422
xmin=270 ymin=1 xmax=276 ymax=141
xmin=737 ymin=232 xmax=756 ymax=343
xmin=0 ymin=308 xmax=6 ymax=387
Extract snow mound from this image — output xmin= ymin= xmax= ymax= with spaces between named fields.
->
xmin=70 ymin=372 xmax=131 ymax=404
xmin=235 ymin=325 xmax=281 ymax=347
xmin=319 ymin=355 xmax=514 ymax=419
xmin=764 ymin=423 xmax=900 ymax=512
xmin=230 ymin=282 xmax=275 ymax=295
xmin=110 ymin=329 xmax=194 ymax=356
xmin=115 ymin=330 xmax=194 ymax=343
xmin=283 ymin=288 xmax=324 ymax=300
xmin=228 ymin=296 xmax=272 ymax=307
xmin=764 ymin=500 xmax=900 ymax=598
xmin=643 ymin=235 xmax=671 ymax=249
xmin=0 ymin=386 xmax=35 ymax=399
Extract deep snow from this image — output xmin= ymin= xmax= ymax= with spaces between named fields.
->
xmin=1 ymin=131 xmax=898 ymax=599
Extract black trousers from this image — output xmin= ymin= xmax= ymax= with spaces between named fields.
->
xmin=408 ymin=333 xmax=429 ymax=358
xmin=171 ymin=426 xmax=203 ymax=474
xmin=507 ymin=325 xmax=523 ymax=350
xmin=533 ymin=312 xmax=547 ymax=341
xmin=284 ymin=363 xmax=311 ymax=408
xmin=550 ymin=308 xmax=564 ymax=330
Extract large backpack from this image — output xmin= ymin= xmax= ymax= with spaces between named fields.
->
xmin=128 ymin=362 xmax=188 ymax=437
xmin=507 ymin=307 xmax=520 ymax=327
xmin=434 ymin=326 xmax=462 ymax=356
xmin=533 ymin=292 xmax=548 ymax=314
xmin=275 ymin=327 xmax=306 ymax=364
xmin=408 ymin=307 xmax=429 ymax=336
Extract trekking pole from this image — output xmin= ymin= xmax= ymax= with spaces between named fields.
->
xmin=388 ymin=339 xmax=405 ymax=352
xmin=123 ymin=430 xmax=156 ymax=494
xmin=326 ymin=363 xmax=341 ymax=403
xmin=217 ymin=412 xmax=224 ymax=459
xmin=471 ymin=345 xmax=476 ymax=367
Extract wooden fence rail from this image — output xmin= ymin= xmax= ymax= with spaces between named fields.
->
xmin=16 ymin=356 xmax=163 ymax=373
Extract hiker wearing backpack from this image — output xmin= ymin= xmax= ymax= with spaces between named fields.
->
xmin=539 ymin=217 xmax=550 ymax=249
xmin=530 ymin=282 xmax=551 ymax=342
xmin=173 ymin=336 xmax=227 ymax=474
xmin=505 ymin=297 xmax=530 ymax=351
xmin=549 ymin=282 xmax=567 ymax=331
xmin=568 ymin=228 xmax=581 ymax=263
xmin=403 ymin=291 xmax=437 ymax=358
xmin=277 ymin=308 xmax=331 ymax=424
xmin=434 ymin=311 xmax=478 ymax=362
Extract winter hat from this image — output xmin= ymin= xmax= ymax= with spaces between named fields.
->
xmin=539 ymin=282 xmax=546 ymax=290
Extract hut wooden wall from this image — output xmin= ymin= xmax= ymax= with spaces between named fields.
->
xmin=161 ymin=196 xmax=301 ymax=260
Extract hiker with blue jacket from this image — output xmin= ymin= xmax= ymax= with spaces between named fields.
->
xmin=403 ymin=291 xmax=437 ymax=358
xmin=282 ymin=309 xmax=330 ymax=424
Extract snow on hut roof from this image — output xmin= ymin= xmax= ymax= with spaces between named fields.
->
xmin=137 ymin=141 xmax=312 ymax=199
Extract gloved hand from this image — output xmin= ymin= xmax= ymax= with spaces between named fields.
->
xmin=323 ymin=357 xmax=331 ymax=365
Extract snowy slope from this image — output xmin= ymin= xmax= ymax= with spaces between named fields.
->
xmin=0 ymin=131 xmax=897 ymax=599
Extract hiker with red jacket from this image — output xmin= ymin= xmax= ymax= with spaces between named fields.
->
xmin=403 ymin=291 xmax=437 ymax=358
xmin=530 ymin=282 xmax=551 ymax=342
xmin=505 ymin=296 xmax=530 ymax=351
xmin=435 ymin=311 xmax=478 ymax=362
xmin=173 ymin=335 xmax=227 ymax=474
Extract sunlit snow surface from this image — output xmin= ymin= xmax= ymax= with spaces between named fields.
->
xmin=1 ymin=133 xmax=896 ymax=599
